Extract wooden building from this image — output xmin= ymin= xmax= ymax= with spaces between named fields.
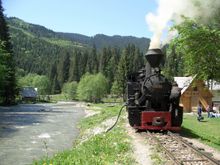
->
xmin=175 ymin=76 xmax=213 ymax=112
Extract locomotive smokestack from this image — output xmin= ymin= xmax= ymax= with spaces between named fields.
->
xmin=145 ymin=49 xmax=163 ymax=68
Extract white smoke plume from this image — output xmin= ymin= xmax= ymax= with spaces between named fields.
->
xmin=146 ymin=0 xmax=220 ymax=49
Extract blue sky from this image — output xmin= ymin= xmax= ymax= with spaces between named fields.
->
xmin=3 ymin=0 xmax=157 ymax=38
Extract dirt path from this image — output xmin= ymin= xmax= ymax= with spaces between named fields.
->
xmin=125 ymin=124 xmax=153 ymax=165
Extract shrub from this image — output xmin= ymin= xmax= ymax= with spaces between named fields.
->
xmin=77 ymin=73 xmax=108 ymax=102
xmin=62 ymin=81 xmax=78 ymax=100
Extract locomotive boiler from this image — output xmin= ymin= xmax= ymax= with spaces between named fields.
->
xmin=126 ymin=48 xmax=183 ymax=131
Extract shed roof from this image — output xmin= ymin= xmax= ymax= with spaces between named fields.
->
xmin=21 ymin=87 xmax=38 ymax=98
xmin=174 ymin=75 xmax=196 ymax=94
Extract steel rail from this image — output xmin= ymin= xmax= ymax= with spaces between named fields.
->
xmin=145 ymin=132 xmax=182 ymax=165
xmin=168 ymin=131 xmax=220 ymax=165
xmin=145 ymin=131 xmax=220 ymax=165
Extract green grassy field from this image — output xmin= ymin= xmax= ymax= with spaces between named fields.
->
xmin=181 ymin=113 xmax=220 ymax=151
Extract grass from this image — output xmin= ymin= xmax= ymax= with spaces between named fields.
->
xmin=33 ymin=103 xmax=135 ymax=165
xmin=181 ymin=113 xmax=220 ymax=151
xmin=102 ymin=97 xmax=123 ymax=103
xmin=79 ymin=103 xmax=124 ymax=130
xmin=49 ymin=94 xmax=69 ymax=102
xmin=34 ymin=127 xmax=133 ymax=165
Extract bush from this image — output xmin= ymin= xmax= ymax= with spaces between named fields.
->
xmin=77 ymin=73 xmax=108 ymax=102
xmin=62 ymin=81 xmax=78 ymax=100
xmin=18 ymin=73 xmax=50 ymax=95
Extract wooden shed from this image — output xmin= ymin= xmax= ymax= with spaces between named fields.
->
xmin=175 ymin=76 xmax=213 ymax=112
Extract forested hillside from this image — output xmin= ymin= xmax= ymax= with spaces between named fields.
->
xmin=57 ymin=32 xmax=150 ymax=53
xmin=7 ymin=17 xmax=149 ymax=94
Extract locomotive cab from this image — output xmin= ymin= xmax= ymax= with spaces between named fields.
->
xmin=126 ymin=48 xmax=183 ymax=131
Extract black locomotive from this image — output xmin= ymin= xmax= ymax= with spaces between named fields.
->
xmin=126 ymin=48 xmax=183 ymax=131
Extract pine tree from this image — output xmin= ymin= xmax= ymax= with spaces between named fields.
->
xmin=133 ymin=47 xmax=144 ymax=72
xmin=57 ymin=51 xmax=70 ymax=87
xmin=0 ymin=43 xmax=7 ymax=99
xmin=105 ymin=47 xmax=120 ymax=89
xmin=49 ymin=61 xmax=59 ymax=94
xmin=51 ymin=75 xmax=61 ymax=94
xmin=78 ymin=50 xmax=88 ymax=78
xmin=99 ymin=47 xmax=111 ymax=75
xmin=62 ymin=52 xmax=70 ymax=82
xmin=0 ymin=0 xmax=16 ymax=104
xmin=91 ymin=45 xmax=98 ymax=73
xmin=115 ymin=48 xmax=130 ymax=97
xmin=69 ymin=49 xmax=80 ymax=82
xmin=86 ymin=45 xmax=98 ymax=74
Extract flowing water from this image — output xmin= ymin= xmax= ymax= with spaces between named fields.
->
xmin=0 ymin=102 xmax=85 ymax=165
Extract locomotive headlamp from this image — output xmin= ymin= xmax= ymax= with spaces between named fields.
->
xmin=145 ymin=48 xmax=163 ymax=68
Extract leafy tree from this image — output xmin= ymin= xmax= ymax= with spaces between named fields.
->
xmin=0 ymin=0 xmax=16 ymax=104
xmin=77 ymin=73 xmax=108 ymax=102
xmin=170 ymin=18 xmax=220 ymax=83
xmin=18 ymin=73 xmax=36 ymax=87
xmin=77 ymin=73 xmax=92 ymax=101
xmin=62 ymin=81 xmax=78 ymax=100
xmin=18 ymin=73 xmax=50 ymax=95
xmin=32 ymin=75 xmax=50 ymax=95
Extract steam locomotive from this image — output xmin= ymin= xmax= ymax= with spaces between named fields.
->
xmin=126 ymin=48 xmax=183 ymax=131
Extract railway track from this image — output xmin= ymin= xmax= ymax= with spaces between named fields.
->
xmin=144 ymin=131 xmax=220 ymax=165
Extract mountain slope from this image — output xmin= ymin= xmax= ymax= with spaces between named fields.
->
xmin=7 ymin=17 xmax=150 ymax=52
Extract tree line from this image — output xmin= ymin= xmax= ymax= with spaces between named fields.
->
xmin=14 ymin=43 xmax=144 ymax=103
xmin=18 ymin=44 xmax=144 ymax=98
xmin=2 ymin=0 xmax=220 ymax=104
